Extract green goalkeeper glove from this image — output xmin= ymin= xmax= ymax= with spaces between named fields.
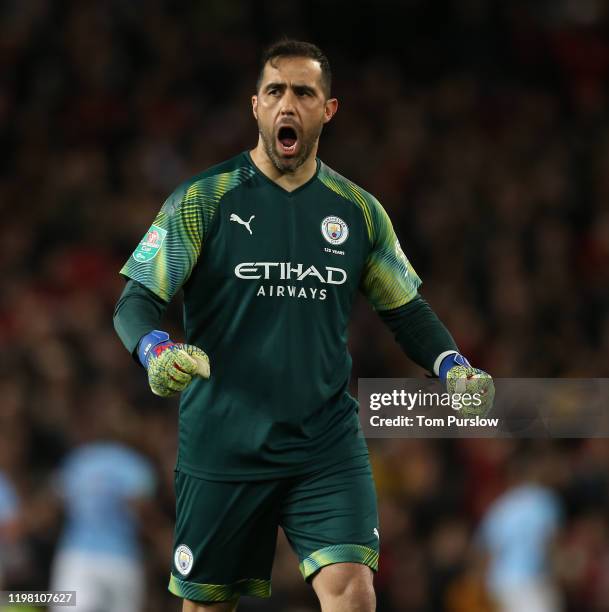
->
xmin=138 ymin=330 xmax=210 ymax=397
xmin=440 ymin=353 xmax=495 ymax=417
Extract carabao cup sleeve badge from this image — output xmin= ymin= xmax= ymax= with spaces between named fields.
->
xmin=321 ymin=216 xmax=349 ymax=245
xmin=132 ymin=224 xmax=167 ymax=262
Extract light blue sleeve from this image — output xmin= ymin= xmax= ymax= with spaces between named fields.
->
xmin=119 ymin=452 xmax=157 ymax=500
xmin=0 ymin=473 xmax=19 ymax=523
xmin=474 ymin=514 xmax=491 ymax=550
xmin=541 ymin=491 xmax=562 ymax=536
xmin=52 ymin=453 xmax=75 ymax=500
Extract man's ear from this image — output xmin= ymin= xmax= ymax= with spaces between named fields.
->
xmin=323 ymin=98 xmax=338 ymax=124
xmin=252 ymin=95 xmax=258 ymax=120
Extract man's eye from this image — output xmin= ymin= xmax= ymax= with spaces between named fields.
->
xmin=268 ymin=89 xmax=279 ymax=96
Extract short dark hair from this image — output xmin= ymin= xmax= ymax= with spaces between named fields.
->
xmin=257 ymin=39 xmax=332 ymax=98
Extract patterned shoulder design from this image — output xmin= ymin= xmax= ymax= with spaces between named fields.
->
xmin=317 ymin=162 xmax=377 ymax=247
xmin=318 ymin=161 xmax=422 ymax=310
xmin=120 ymin=155 xmax=256 ymax=302
xmin=165 ymin=160 xmax=257 ymax=243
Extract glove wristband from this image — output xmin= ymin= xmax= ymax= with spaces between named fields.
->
xmin=439 ymin=353 xmax=471 ymax=383
xmin=137 ymin=330 xmax=173 ymax=369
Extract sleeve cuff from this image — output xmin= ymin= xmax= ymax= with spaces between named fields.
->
xmin=433 ymin=350 xmax=459 ymax=377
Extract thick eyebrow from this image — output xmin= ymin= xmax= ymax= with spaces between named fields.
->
xmin=264 ymin=82 xmax=286 ymax=92
xmin=293 ymin=84 xmax=317 ymax=96
xmin=264 ymin=82 xmax=319 ymax=95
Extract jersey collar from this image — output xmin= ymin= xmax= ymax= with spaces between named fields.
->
xmin=244 ymin=151 xmax=321 ymax=197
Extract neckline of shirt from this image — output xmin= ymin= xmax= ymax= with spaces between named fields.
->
xmin=243 ymin=151 xmax=321 ymax=197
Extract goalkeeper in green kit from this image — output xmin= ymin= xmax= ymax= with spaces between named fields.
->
xmin=113 ymin=39 xmax=494 ymax=612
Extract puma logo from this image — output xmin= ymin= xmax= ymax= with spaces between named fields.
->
xmin=230 ymin=213 xmax=255 ymax=235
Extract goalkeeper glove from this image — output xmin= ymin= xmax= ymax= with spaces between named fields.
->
xmin=137 ymin=330 xmax=210 ymax=397
xmin=439 ymin=353 xmax=495 ymax=417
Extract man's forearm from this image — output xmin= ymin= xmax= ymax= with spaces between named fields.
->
xmin=113 ymin=279 xmax=168 ymax=356
xmin=113 ymin=279 xmax=210 ymax=396
xmin=378 ymin=294 xmax=458 ymax=375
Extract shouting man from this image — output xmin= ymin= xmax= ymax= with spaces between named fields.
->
xmin=114 ymin=39 xmax=493 ymax=612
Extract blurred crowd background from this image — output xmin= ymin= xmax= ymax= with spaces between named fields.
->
xmin=1 ymin=0 xmax=609 ymax=610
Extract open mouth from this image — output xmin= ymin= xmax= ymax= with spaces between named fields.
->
xmin=277 ymin=126 xmax=299 ymax=155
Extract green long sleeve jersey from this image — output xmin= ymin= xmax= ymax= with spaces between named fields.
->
xmin=120 ymin=151 xmax=421 ymax=480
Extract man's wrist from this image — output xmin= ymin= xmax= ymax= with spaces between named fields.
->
xmin=433 ymin=350 xmax=459 ymax=378
xmin=137 ymin=330 xmax=172 ymax=369
xmin=437 ymin=352 xmax=471 ymax=383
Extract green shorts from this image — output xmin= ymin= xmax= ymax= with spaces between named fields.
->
xmin=168 ymin=454 xmax=379 ymax=603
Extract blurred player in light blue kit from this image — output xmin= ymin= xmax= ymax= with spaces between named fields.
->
xmin=0 ymin=471 xmax=20 ymax=590
xmin=476 ymin=448 xmax=563 ymax=612
xmin=50 ymin=402 xmax=156 ymax=612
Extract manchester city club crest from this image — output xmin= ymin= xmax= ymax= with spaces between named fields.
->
xmin=321 ymin=216 xmax=349 ymax=245
xmin=174 ymin=544 xmax=194 ymax=576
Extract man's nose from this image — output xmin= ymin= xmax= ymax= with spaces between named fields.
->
xmin=279 ymin=90 xmax=296 ymax=114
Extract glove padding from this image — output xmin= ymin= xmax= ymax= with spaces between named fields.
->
xmin=446 ymin=365 xmax=495 ymax=417
xmin=148 ymin=343 xmax=210 ymax=397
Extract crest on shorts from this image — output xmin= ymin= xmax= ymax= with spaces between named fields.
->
xmin=133 ymin=224 xmax=167 ymax=263
xmin=174 ymin=544 xmax=194 ymax=576
xmin=321 ymin=216 xmax=349 ymax=245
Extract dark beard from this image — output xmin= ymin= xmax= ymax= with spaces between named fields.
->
xmin=259 ymin=122 xmax=322 ymax=174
